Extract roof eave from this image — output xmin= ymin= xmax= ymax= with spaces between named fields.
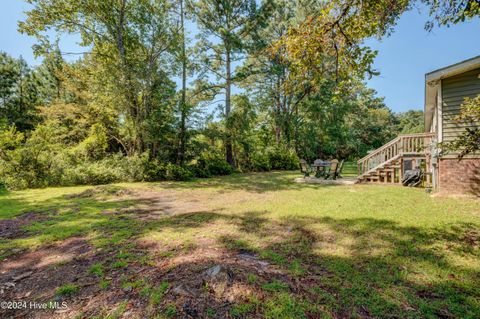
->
xmin=424 ymin=55 xmax=480 ymax=132
xmin=426 ymin=55 xmax=480 ymax=83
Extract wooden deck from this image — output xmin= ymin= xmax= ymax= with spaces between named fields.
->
xmin=357 ymin=133 xmax=435 ymax=186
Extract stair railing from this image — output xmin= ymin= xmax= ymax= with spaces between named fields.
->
xmin=357 ymin=133 xmax=435 ymax=177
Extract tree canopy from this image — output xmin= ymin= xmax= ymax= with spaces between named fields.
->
xmin=0 ymin=0 xmax=477 ymax=189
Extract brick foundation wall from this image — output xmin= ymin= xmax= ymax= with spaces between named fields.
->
xmin=438 ymin=158 xmax=480 ymax=196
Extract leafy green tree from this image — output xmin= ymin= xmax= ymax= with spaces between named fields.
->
xmin=395 ymin=110 xmax=424 ymax=134
xmin=228 ymin=94 xmax=258 ymax=169
xmin=34 ymin=44 xmax=67 ymax=105
xmin=0 ymin=52 xmax=39 ymax=131
xmin=347 ymin=87 xmax=398 ymax=158
xmin=21 ymin=0 xmax=180 ymax=154
xmin=240 ymin=0 xmax=305 ymax=147
xmin=424 ymin=0 xmax=480 ymax=30
xmin=443 ymin=95 xmax=480 ymax=158
xmin=189 ymin=0 xmax=272 ymax=167
xmin=271 ymin=0 xmax=410 ymax=90
xmin=177 ymin=0 xmax=189 ymax=164
xmin=295 ymin=81 xmax=396 ymax=160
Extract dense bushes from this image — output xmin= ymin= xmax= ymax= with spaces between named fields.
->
xmin=248 ymin=152 xmax=271 ymax=171
xmin=243 ymin=148 xmax=298 ymax=172
xmin=0 ymin=124 xmax=301 ymax=190
xmin=63 ymin=160 xmax=121 ymax=185
xmin=0 ymin=150 xmax=196 ymax=189
xmin=192 ymin=153 xmax=234 ymax=178
xmin=0 ymin=147 xmax=301 ymax=190
xmin=267 ymin=147 xmax=299 ymax=170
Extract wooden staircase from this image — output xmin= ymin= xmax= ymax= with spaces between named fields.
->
xmin=357 ymin=133 xmax=435 ymax=185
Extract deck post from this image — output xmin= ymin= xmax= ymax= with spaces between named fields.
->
xmin=398 ymin=158 xmax=403 ymax=184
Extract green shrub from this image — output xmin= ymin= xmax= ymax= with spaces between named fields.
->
xmin=267 ymin=147 xmax=298 ymax=170
xmin=72 ymin=124 xmax=108 ymax=160
xmin=63 ymin=160 xmax=121 ymax=185
xmin=165 ymin=163 xmax=193 ymax=181
xmin=104 ymin=152 xmax=154 ymax=182
xmin=249 ymin=152 xmax=271 ymax=172
xmin=193 ymin=152 xmax=234 ymax=177
xmin=190 ymin=164 xmax=211 ymax=178
xmin=142 ymin=158 xmax=168 ymax=181
xmin=0 ymin=123 xmax=67 ymax=189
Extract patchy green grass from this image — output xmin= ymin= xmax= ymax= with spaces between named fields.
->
xmin=341 ymin=160 xmax=358 ymax=177
xmin=89 ymin=263 xmax=104 ymax=277
xmin=56 ymin=283 xmax=79 ymax=297
xmin=99 ymin=279 xmax=111 ymax=290
xmin=1 ymin=171 xmax=479 ymax=318
xmin=262 ymin=279 xmax=289 ymax=292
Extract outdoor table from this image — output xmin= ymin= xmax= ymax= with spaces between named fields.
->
xmin=312 ymin=161 xmax=331 ymax=178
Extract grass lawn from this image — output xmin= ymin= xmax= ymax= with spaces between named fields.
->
xmin=0 ymin=171 xmax=479 ymax=318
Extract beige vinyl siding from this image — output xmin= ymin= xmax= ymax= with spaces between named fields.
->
xmin=441 ymin=68 xmax=480 ymax=149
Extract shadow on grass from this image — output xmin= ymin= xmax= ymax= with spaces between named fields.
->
xmin=157 ymin=171 xmax=350 ymax=193
xmin=0 ymin=184 xmax=479 ymax=318
xmin=250 ymin=216 xmax=480 ymax=318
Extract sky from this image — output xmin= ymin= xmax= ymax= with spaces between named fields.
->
xmin=1 ymin=1 xmax=479 ymax=113
xmin=365 ymin=6 xmax=480 ymax=112
xmin=1 ymin=0 xmax=82 ymax=64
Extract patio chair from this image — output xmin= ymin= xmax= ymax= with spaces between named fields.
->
xmin=324 ymin=159 xmax=339 ymax=180
xmin=336 ymin=160 xmax=345 ymax=179
xmin=299 ymin=159 xmax=313 ymax=177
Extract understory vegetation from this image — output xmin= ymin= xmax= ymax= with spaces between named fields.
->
xmin=0 ymin=172 xmax=479 ymax=318
xmin=1 ymin=0 xmax=452 ymax=190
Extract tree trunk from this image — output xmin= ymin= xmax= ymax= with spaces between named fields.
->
xmin=275 ymin=126 xmax=281 ymax=144
xmin=115 ymin=0 xmax=144 ymax=153
xmin=225 ymin=47 xmax=235 ymax=167
xmin=178 ymin=0 xmax=187 ymax=164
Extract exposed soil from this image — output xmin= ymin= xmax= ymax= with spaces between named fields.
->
xmin=114 ymin=188 xmax=211 ymax=219
xmin=0 ymin=188 xmax=310 ymax=319
xmin=64 ymin=185 xmax=135 ymax=200
xmin=0 ymin=212 xmax=46 ymax=240
xmin=0 ymin=239 xmax=301 ymax=318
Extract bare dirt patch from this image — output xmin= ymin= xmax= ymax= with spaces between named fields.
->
xmin=0 ymin=212 xmax=46 ymax=240
xmin=0 ymin=186 xmax=305 ymax=318
xmin=0 ymin=237 xmax=95 ymax=318
xmin=110 ymin=188 xmax=212 ymax=220
xmin=1 ymin=240 xmax=300 ymax=318
xmin=64 ymin=185 xmax=135 ymax=199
